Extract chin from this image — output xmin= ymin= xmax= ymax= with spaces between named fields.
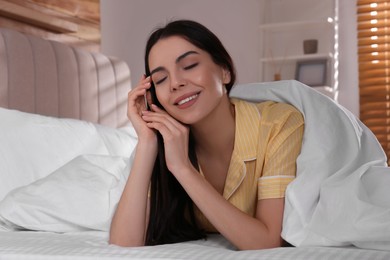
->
xmin=178 ymin=118 xmax=195 ymax=125
xmin=174 ymin=114 xmax=199 ymax=126
xmin=170 ymin=109 xmax=205 ymax=126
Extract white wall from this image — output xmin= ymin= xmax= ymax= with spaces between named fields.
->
xmin=101 ymin=0 xmax=359 ymax=116
xmin=101 ymin=0 xmax=261 ymax=87
xmin=338 ymin=0 xmax=359 ymax=116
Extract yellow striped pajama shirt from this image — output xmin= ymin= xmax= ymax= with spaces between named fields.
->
xmin=196 ymin=98 xmax=304 ymax=232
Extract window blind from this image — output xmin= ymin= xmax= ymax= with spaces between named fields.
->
xmin=357 ymin=0 xmax=390 ymax=162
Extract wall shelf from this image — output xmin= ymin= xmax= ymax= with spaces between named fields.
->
xmin=258 ymin=0 xmax=339 ymax=100
xmin=261 ymin=53 xmax=333 ymax=63
xmin=259 ymin=19 xmax=334 ymax=32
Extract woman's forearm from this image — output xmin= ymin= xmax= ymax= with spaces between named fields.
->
xmin=174 ymin=167 xmax=284 ymax=250
xmin=109 ymin=140 xmax=157 ymax=246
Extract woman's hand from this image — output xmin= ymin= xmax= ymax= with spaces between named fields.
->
xmin=110 ymin=75 xmax=158 ymax=247
xmin=142 ymin=104 xmax=193 ymax=174
xmin=127 ymin=75 xmax=156 ymax=142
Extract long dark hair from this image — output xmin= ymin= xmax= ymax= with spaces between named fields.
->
xmin=144 ymin=20 xmax=236 ymax=245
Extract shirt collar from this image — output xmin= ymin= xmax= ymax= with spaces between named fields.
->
xmin=222 ymin=99 xmax=261 ymax=199
xmin=230 ymin=98 xmax=260 ymax=161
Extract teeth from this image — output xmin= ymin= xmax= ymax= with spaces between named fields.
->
xmin=178 ymin=94 xmax=198 ymax=105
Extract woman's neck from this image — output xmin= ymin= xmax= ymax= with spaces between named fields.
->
xmin=191 ymin=94 xmax=235 ymax=158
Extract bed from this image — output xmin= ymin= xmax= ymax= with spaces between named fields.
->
xmin=1 ymin=28 xmax=390 ymax=260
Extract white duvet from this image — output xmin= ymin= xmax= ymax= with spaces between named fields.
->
xmin=230 ymin=80 xmax=390 ymax=250
xmin=1 ymin=80 xmax=390 ymax=251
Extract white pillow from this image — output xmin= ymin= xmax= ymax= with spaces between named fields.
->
xmin=95 ymin=124 xmax=138 ymax=157
xmin=0 ymin=154 xmax=130 ymax=232
xmin=0 ymin=108 xmax=137 ymax=201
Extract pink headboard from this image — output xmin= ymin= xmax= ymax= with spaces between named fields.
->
xmin=0 ymin=28 xmax=131 ymax=128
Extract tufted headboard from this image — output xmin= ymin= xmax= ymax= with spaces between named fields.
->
xmin=0 ymin=28 xmax=131 ymax=128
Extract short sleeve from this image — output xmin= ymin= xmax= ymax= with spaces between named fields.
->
xmin=257 ymin=103 xmax=304 ymax=200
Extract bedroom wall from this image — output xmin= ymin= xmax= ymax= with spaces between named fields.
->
xmin=338 ymin=0 xmax=359 ymax=116
xmin=101 ymin=0 xmax=359 ymax=116
xmin=100 ymin=0 xmax=261 ymax=88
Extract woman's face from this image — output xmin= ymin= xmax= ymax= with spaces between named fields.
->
xmin=148 ymin=36 xmax=231 ymax=125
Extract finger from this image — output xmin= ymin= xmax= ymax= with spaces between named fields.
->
xmin=135 ymin=78 xmax=151 ymax=91
xmin=142 ymin=111 xmax=187 ymax=134
xmin=128 ymin=77 xmax=152 ymax=102
xmin=130 ymin=75 xmax=151 ymax=95
xmin=128 ymin=87 xmax=147 ymax=104
xmin=146 ymin=121 xmax=185 ymax=143
xmin=128 ymin=85 xmax=150 ymax=116
xmin=149 ymin=104 xmax=183 ymax=126
xmin=142 ymin=108 xmax=173 ymax=123
xmin=139 ymin=75 xmax=151 ymax=87
xmin=149 ymin=104 xmax=171 ymax=117
xmin=150 ymin=104 xmax=163 ymax=113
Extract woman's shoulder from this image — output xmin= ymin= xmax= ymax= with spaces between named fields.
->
xmin=230 ymin=98 xmax=302 ymax=120
xmin=258 ymin=100 xmax=301 ymax=115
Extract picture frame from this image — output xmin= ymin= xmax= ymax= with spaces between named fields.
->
xmin=295 ymin=59 xmax=328 ymax=87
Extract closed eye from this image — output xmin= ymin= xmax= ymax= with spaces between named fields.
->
xmin=155 ymin=76 xmax=167 ymax=85
xmin=184 ymin=63 xmax=198 ymax=70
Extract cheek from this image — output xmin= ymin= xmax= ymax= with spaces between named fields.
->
xmin=195 ymin=68 xmax=224 ymax=91
xmin=155 ymin=87 xmax=170 ymax=109
xmin=208 ymin=73 xmax=226 ymax=96
xmin=155 ymin=89 xmax=164 ymax=104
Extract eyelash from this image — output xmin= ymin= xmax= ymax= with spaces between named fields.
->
xmin=155 ymin=77 xmax=167 ymax=85
xmin=154 ymin=63 xmax=199 ymax=85
xmin=184 ymin=62 xmax=198 ymax=70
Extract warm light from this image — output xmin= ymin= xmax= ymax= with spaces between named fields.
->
xmin=327 ymin=17 xmax=333 ymax=23
xmin=371 ymin=44 xmax=379 ymax=48
xmin=371 ymin=36 xmax=378 ymax=40
xmin=371 ymin=3 xmax=378 ymax=8
xmin=371 ymin=27 xmax=378 ymax=32
xmin=372 ymin=52 xmax=379 ymax=56
xmin=371 ymin=19 xmax=378 ymax=24
xmin=372 ymin=60 xmax=379 ymax=63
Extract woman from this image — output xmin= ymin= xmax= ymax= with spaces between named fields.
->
xmin=109 ymin=20 xmax=304 ymax=250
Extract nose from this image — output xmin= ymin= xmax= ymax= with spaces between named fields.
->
xmin=170 ymin=72 xmax=187 ymax=92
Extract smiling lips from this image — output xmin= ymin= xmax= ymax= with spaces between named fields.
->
xmin=177 ymin=94 xmax=198 ymax=105
xmin=175 ymin=92 xmax=200 ymax=108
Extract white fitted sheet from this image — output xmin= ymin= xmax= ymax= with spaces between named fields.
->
xmin=0 ymin=231 xmax=390 ymax=260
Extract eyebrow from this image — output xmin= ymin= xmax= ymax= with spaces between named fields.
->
xmin=150 ymin=50 xmax=199 ymax=76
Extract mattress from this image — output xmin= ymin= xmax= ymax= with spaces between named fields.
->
xmin=1 ymin=231 xmax=390 ymax=260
